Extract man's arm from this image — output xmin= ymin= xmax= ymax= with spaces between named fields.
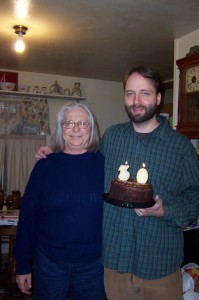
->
xmin=35 ymin=146 xmax=53 ymax=160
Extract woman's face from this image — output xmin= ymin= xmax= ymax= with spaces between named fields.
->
xmin=62 ymin=107 xmax=90 ymax=154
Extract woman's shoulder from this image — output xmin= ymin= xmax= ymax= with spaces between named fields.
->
xmin=87 ymin=150 xmax=104 ymax=160
xmin=35 ymin=152 xmax=62 ymax=167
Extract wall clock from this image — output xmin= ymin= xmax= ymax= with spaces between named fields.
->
xmin=185 ymin=66 xmax=199 ymax=93
xmin=176 ymin=49 xmax=199 ymax=139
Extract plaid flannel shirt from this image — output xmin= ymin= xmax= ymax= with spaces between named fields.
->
xmin=101 ymin=115 xmax=199 ymax=279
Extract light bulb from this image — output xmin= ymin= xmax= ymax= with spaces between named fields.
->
xmin=14 ymin=0 xmax=30 ymax=19
xmin=15 ymin=34 xmax=25 ymax=53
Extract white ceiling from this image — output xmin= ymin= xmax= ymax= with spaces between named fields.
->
xmin=1 ymin=0 xmax=199 ymax=83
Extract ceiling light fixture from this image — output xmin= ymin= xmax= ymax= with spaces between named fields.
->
xmin=13 ymin=25 xmax=28 ymax=53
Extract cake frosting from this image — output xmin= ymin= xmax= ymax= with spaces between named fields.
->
xmin=109 ymin=178 xmax=153 ymax=204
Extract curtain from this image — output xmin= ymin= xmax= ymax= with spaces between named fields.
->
xmin=0 ymin=98 xmax=22 ymax=135
xmin=0 ymin=97 xmax=50 ymax=135
xmin=0 ymin=96 xmax=50 ymax=196
xmin=0 ymin=139 xmax=6 ymax=187
xmin=21 ymin=98 xmax=50 ymax=134
xmin=0 ymin=135 xmax=46 ymax=196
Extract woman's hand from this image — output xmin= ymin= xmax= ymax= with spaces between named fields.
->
xmin=16 ymin=273 xmax=32 ymax=295
xmin=35 ymin=146 xmax=53 ymax=160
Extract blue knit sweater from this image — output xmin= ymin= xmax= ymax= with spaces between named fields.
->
xmin=14 ymin=151 xmax=104 ymax=274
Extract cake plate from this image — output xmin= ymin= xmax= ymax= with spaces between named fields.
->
xmin=103 ymin=193 xmax=155 ymax=209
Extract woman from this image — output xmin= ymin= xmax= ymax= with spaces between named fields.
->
xmin=14 ymin=102 xmax=105 ymax=300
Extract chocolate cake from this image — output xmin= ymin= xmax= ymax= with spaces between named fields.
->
xmin=109 ymin=178 xmax=153 ymax=207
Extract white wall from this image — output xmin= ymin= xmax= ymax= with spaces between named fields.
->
xmin=19 ymin=71 xmax=129 ymax=138
xmin=1 ymin=69 xmax=128 ymax=143
xmin=164 ymin=88 xmax=173 ymax=104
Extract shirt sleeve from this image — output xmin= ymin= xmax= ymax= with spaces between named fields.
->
xmin=164 ymin=146 xmax=199 ymax=227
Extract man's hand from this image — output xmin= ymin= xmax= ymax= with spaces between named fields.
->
xmin=134 ymin=195 xmax=164 ymax=217
xmin=35 ymin=146 xmax=53 ymax=160
xmin=16 ymin=274 xmax=32 ymax=295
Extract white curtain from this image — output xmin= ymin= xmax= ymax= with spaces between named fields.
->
xmin=0 ymin=135 xmax=46 ymax=196
xmin=0 ymin=97 xmax=50 ymax=135
xmin=0 ymin=139 xmax=6 ymax=187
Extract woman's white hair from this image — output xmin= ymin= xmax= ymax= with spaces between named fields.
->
xmin=50 ymin=102 xmax=100 ymax=153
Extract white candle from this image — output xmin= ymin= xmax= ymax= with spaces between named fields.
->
xmin=136 ymin=163 xmax=148 ymax=184
xmin=118 ymin=161 xmax=130 ymax=181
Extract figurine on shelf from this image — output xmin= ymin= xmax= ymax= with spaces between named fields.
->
xmin=33 ymin=86 xmax=41 ymax=93
xmin=50 ymin=80 xmax=63 ymax=95
xmin=71 ymin=82 xmax=82 ymax=97
xmin=64 ymin=88 xmax=71 ymax=96
xmin=41 ymin=87 xmax=48 ymax=94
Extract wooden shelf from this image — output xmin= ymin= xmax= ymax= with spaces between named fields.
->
xmin=0 ymin=90 xmax=86 ymax=102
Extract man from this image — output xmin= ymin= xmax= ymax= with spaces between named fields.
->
xmin=100 ymin=66 xmax=199 ymax=300
xmin=35 ymin=66 xmax=199 ymax=300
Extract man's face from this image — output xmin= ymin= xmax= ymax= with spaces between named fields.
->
xmin=124 ymin=72 xmax=161 ymax=123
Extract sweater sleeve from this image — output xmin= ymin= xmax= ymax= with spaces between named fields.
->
xmin=14 ymin=159 xmax=47 ymax=274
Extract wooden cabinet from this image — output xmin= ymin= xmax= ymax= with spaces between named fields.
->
xmin=176 ymin=52 xmax=199 ymax=139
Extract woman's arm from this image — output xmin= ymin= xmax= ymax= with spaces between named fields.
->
xmin=16 ymin=274 xmax=32 ymax=295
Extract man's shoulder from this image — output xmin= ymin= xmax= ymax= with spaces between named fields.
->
xmin=159 ymin=124 xmax=197 ymax=159
xmin=104 ymin=121 xmax=130 ymax=135
xmin=165 ymin=125 xmax=192 ymax=145
xmin=158 ymin=119 xmax=191 ymax=144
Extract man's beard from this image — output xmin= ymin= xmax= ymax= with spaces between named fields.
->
xmin=125 ymin=103 xmax=158 ymax=123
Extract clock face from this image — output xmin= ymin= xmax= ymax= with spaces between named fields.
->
xmin=185 ymin=66 xmax=199 ymax=93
